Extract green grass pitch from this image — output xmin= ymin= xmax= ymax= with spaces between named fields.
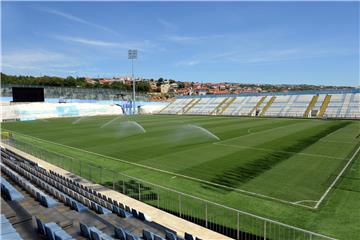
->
xmin=2 ymin=115 xmax=360 ymax=239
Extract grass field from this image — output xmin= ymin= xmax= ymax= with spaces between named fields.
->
xmin=2 ymin=115 xmax=360 ymax=239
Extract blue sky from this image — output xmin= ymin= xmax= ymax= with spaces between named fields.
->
xmin=2 ymin=1 xmax=359 ymax=86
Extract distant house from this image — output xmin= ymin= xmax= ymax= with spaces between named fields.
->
xmin=160 ymin=84 xmax=170 ymax=93
xmin=176 ymin=88 xmax=190 ymax=96
xmin=149 ymin=81 xmax=157 ymax=91
xmin=193 ymin=89 xmax=208 ymax=95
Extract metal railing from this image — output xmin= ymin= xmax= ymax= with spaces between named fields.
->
xmin=176 ymin=89 xmax=360 ymax=99
xmin=1 ymin=84 xmax=149 ymax=102
xmin=3 ymin=137 xmax=337 ymax=240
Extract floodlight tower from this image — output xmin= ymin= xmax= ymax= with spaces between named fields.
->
xmin=128 ymin=49 xmax=138 ymax=115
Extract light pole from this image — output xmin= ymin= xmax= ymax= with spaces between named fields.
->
xmin=128 ymin=49 xmax=137 ymax=115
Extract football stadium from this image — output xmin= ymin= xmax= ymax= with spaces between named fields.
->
xmin=1 ymin=87 xmax=359 ymax=240
xmin=1 ymin=2 xmax=359 ymax=240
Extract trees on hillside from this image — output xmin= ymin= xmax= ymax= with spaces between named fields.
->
xmin=1 ymin=73 xmax=152 ymax=93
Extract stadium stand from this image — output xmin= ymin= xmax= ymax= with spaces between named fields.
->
xmin=1 ymin=214 xmax=24 ymax=240
xmin=158 ymin=90 xmax=360 ymax=119
xmin=209 ymin=97 xmax=229 ymax=115
xmin=159 ymin=98 xmax=193 ymax=114
xmin=1 ymin=84 xmax=149 ymax=102
xmin=0 ymin=145 xmax=230 ymax=240
xmin=1 ymin=176 xmax=24 ymax=201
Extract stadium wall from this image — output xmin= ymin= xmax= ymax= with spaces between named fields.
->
xmin=159 ymin=89 xmax=360 ymax=119
xmin=1 ymin=102 xmax=123 ymax=122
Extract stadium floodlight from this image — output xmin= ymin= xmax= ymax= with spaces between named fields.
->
xmin=128 ymin=49 xmax=138 ymax=115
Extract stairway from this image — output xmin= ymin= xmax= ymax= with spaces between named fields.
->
xmin=303 ymin=95 xmax=319 ymax=117
xmin=249 ymin=96 xmax=266 ymax=116
xmin=218 ymin=97 xmax=237 ymax=115
xmin=183 ymin=98 xmax=201 ymax=114
xmin=317 ymin=95 xmax=332 ymax=118
xmin=177 ymin=99 xmax=196 ymax=114
xmin=339 ymin=94 xmax=352 ymax=116
xmin=259 ymin=96 xmax=276 ymax=116
xmin=209 ymin=97 xmax=230 ymax=115
xmin=158 ymin=102 xmax=172 ymax=113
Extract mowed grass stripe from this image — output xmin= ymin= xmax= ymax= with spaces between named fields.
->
xmin=205 ymin=121 xmax=350 ymax=189
xmin=2 ymin=116 xmax=357 ymax=205
xmin=4 ymin=116 xmax=360 ymax=239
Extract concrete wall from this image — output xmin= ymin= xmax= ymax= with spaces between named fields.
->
xmin=1 ymin=102 xmax=123 ymax=121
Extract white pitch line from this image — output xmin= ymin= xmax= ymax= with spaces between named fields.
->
xmin=314 ymin=144 xmax=360 ymax=209
xmin=215 ymin=142 xmax=348 ymax=161
xmin=72 ymin=116 xmax=87 ymax=125
xmin=4 ymin=129 xmax=315 ymax=209
xmin=320 ymin=139 xmax=359 ymax=144
xmin=293 ymin=199 xmax=318 ymax=204
xmin=217 ymin=121 xmax=309 ymax=144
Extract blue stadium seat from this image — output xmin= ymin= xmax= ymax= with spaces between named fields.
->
xmin=1 ymin=222 xmax=16 ymax=235
xmin=89 ymin=227 xmax=102 ymax=240
xmin=125 ymin=205 xmax=131 ymax=213
xmin=44 ymin=222 xmax=62 ymax=240
xmin=71 ymin=199 xmax=88 ymax=212
xmin=41 ymin=195 xmax=57 ymax=208
xmin=0 ymin=176 xmax=24 ymax=201
xmin=112 ymin=205 xmax=120 ymax=215
xmin=142 ymin=229 xmax=154 ymax=240
xmin=153 ymin=234 xmax=166 ymax=240
xmin=125 ymin=232 xmax=139 ymax=240
xmin=91 ymin=202 xmax=97 ymax=211
xmin=35 ymin=217 xmax=46 ymax=235
xmin=89 ymin=226 xmax=112 ymax=240
xmin=80 ymin=222 xmax=91 ymax=239
xmin=138 ymin=212 xmax=146 ymax=221
xmin=54 ymin=229 xmax=74 ymax=240
xmin=1 ymin=215 xmax=9 ymax=223
xmin=2 ymin=232 xmax=23 ymax=240
xmin=165 ymin=230 xmax=177 ymax=240
xmin=131 ymin=209 xmax=138 ymax=218
xmin=184 ymin=232 xmax=194 ymax=240
xmin=118 ymin=209 xmax=131 ymax=218
xmin=114 ymin=227 xmax=126 ymax=240
xmin=96 ymin=205 xmax=111 ymax=215
xmin=119 ymin=203 xmax=125 ymax=210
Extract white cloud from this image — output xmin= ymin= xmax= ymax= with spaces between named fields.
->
xmin=1 ymin=50 xmax=82 ymax=74
xmin=40 ymin=8 xmax=120 ymax=35
xmin=2 ymin=50 xmax=65 ymax=66
xmin=165 ymin=35 xmax=202 ymax=44
xmin=55 ymin=36 xmax=156 ymax=52
xmin=175 ymin=47 xmax=357 ymax=67
xmin=158 ymin=18 xmax=177 ymax=31
xmin=57 ymin=36 xmax=122 ymax=47
xmin=175 ymin=60 xmax=200 ymax=67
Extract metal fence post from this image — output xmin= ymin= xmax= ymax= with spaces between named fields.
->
xmin=157 ymin=188 xmax=160 ymax=208
xmin=70 ymin=158 xmax=73 ymax=173
xmin=179 ymin=194 xmax=182 ymax=217
xmin=264 ymin=220 xmax=267 ymax=240
xmin=89 ymin=165 xmax=92 ymax=181
xmin=99 ymin=166 xmax=102 ymax=183
xmin=237 ymin=212 xmax=240 ymax=240
xmin=113 ymin=171 xmax=116 ymax=190
xmin=123 ymin=177 xmax=125 ymax=194
xmin=205 ymin=202 xmax=208 ymax=228
xmin=138 ymin=183 xmax=141 ymax=200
